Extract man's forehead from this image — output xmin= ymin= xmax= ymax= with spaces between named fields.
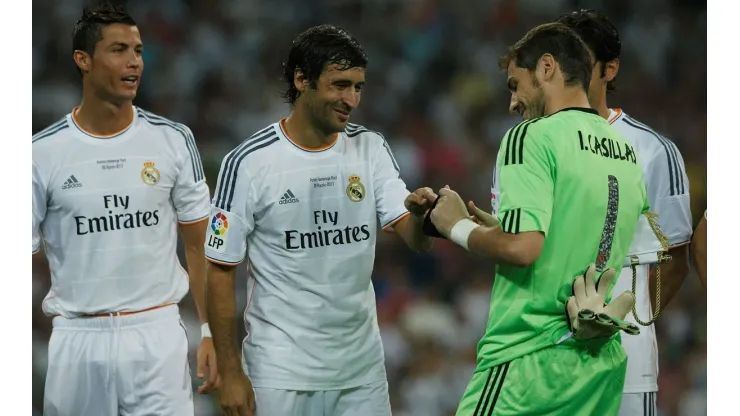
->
xmin=100 ymin=24 xmax=142 ymax=45
xmin=323 ymin=64 xmax=365 ymax=80
xmin=506 ymin=61 xmax=527 ymax=78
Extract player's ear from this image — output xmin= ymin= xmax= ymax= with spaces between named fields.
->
xmin=294 ymin=70 xmax=309 ymax=93
xmin=73 ymin=50 xmax=92 ymax=74
xmin=604 ymin=58 xmax=619 ymax=82
xmin=537 ymin=54 xmax=556 ymax=82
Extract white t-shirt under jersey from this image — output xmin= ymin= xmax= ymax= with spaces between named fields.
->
xmin=205 ymin=120 xmax=410 ymax=390
xmin=32 ymin=107 xmax=211 ymax=318
xmin=607 ymin=108 xmax=692 ymax=393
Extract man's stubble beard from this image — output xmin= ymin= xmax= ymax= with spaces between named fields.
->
xmin=530 ymin=76 xmax=547 ymax=119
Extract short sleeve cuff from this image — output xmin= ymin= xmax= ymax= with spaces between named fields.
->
xmin=500 ymin=208 xmax=550 ymax=236
xmin=666 ymin=233 xmax=692 ymax=248
xmin=206 ymin=253 xmax=244 ymax=266
xmin=178 ymin=211 xmax=210 ymax=224
xmin=381 ymin=210 xmax=410 ymax=233
xmin=651 ymin=195 xmax=693 ymax=248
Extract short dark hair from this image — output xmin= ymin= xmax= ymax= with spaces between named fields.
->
xmin=72 ymin=1 xmax=136 ymax=57
xmin=556 ymin=9 xmax=621 ymax=92
xmin=281 ymin=24 xmax=368 ymax=105
xmin=499 ymin=22 xmax=592 ymax=92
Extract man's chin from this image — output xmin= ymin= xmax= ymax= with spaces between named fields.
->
xmin=110 ymin=91 xmax=137 ymax=105
xmin=330 ymin=118 xmax=349 ymax=133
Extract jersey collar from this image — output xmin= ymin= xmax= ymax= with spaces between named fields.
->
xmin=69 ymin=106 xmax=139 ymax=145
xmin=278 ymin=119 xmax=338 ymax=153
xmin=555 ymin=107 xmax=599 ymax=116
xmin=608 ymin=108 xmax=624 ymax=125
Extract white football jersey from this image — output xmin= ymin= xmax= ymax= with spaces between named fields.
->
xmin=205 ymin=120 xmax=410 ymax=390
xmin=491 ymin=108 xmax=692 ymax=394
xmin=32 ymin=107 xmax=211 ymax=318
xmin=608 ymin=108 xmax=692 ymax=393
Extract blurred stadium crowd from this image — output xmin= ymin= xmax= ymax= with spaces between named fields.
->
xmin=32 ymin=0 xmax=706 ymax=415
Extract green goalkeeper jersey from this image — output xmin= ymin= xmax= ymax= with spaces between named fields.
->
xmin=479 ymin=107 xmax=649 ymax=370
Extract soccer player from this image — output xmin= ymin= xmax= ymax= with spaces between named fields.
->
xmin=553 ymin=10 xmax=694 ymax=415
xmin=204 ymin=25 xmax=434 ymax=416
xmin=692 ymin=210 xmax=707 ymax=286
xmin=429 ymin=22 xmax=649 ymax=415
xmin=32 ymin=3 xmax=217 ymax=415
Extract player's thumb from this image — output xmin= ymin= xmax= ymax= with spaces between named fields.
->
xmin=565 ymin=296 xmax=580 ymax=320
xmin=565 ymin=296 xmax=580 ymax=331
xmin=468 ymin=201 xmax=499 ymax=227
xmin=467 ymin=201 xmax=478 ymax=216
xmin=604 ymin=291 xmax=636 ymax=320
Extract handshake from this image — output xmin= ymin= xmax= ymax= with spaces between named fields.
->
xmin=403 ymin=186 xmax=500 ymax=240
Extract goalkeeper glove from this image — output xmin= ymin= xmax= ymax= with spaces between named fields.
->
xmin=565 ymin=264 xmax=640 ymax=339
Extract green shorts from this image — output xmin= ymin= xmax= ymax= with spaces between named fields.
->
xmin=456 ymin=338 xmax=627 ymax=416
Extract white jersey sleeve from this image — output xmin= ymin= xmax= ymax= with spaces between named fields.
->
xmin=642 ymin=136 xmax=692 ymax=246
xmin=205 ymin=144 xmax=259 ymax=265
xmin=372 ymin=135 xmax=411 ymax=232
xmin=32 ymin=160 xmax=47 ymax=254
xmin=171 ymin=125 xmax=211 ymax=223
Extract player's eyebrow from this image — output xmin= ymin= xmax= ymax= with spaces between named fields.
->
xmin=107 ymin=42 xmax=143 ymax=50
xmin=332 ymin=78 xmax=365 ymax=87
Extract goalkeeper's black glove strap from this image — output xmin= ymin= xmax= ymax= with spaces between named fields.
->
xmin=422 ymin=197 xmax=446 ymax=239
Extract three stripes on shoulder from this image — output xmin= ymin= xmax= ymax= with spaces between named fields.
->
xmin=501 ymin=118 xmax=544 ymax=167
xmin=214 ymin=126 xmax=280 ymax=212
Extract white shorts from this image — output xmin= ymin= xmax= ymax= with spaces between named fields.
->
xmin=43 ymin=304 xmax=193 ymax=416
xmin=619 ymin=392 xmax=657 ymax=416
xmin=254 ymin=381 xmax=391 ymax=416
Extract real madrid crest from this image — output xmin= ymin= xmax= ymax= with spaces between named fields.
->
xmin=141 ymin=161 xmax=160 ymax=186
xmin=346 ymin=174 xmax=365 ymax=202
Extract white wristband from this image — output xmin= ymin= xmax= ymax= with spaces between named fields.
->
xmin=450 ymin=218 xmax=479 ymax=251
xmin=201 ymin=323 xmax=212 ymax=339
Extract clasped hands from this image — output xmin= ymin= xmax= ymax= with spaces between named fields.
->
xmin=403 ymin=185 xmax=499 ymax=239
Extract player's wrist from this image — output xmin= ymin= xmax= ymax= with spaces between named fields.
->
xmin=409 ymin=210 xmax=426 ymax=223
xmin=201 ymin=323 xmax=211 ymax=339
xmin=449 ymin=218 xmax=479 ymax=250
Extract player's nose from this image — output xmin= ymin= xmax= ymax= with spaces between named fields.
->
xmin=126 ymin=54 xmax=142 ymax=70
xmin=342 ymin=91 xmax=360 ymax=110
xmin=509 ymin=96 xmax=520 ymax=114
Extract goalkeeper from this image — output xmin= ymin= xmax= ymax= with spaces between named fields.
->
xmin=428 ymin=22 xmax=649 ymax=416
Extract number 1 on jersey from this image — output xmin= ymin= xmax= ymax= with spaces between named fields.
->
xmin=595 ymin=175 xmax=619 ymax=271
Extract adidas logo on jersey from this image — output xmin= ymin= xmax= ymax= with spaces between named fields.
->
xmin=61 ymin=175 xmax=82 ymax=190
xmin=279 ymin=189 xmax=299 ymax=205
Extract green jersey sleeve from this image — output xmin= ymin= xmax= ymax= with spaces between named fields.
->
xmin=496 ymin=120 xmax=554 ymax=236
